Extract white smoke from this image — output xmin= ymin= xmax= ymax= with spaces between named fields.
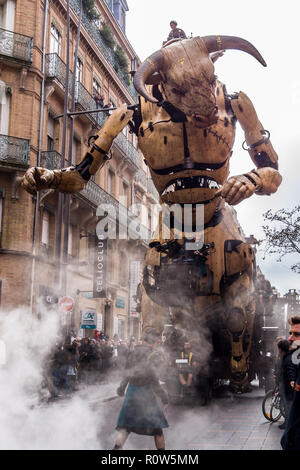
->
xmin=0 ymin=307 xmax=116 ymax=450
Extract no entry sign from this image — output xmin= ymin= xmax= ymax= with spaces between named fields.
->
xmin=59 ymin=296 xmax=74 ymax=312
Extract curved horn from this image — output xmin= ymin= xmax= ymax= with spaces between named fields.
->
xmin=202 ymin=35 xmax=267 ymax=67
xmin=133 ymin=50 xmax=165 ymax=103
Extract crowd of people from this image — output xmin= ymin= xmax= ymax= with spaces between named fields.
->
xmin=41 ymin=322 xmax=205 ymax=405
xmin=41 ymin=331 xmax=139 ymax=399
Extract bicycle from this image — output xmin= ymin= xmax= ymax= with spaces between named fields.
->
xmin=262 ymin=385 xmax=286 ymax=422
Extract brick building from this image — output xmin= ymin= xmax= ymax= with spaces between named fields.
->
xmin=0 ymin=0 xmax=159 ymax=340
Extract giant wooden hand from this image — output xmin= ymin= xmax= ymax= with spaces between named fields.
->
xmin=22 ymin=104 xmax=133 ymax=194
xmin=216 ymin=92 xmax=282 ymax=205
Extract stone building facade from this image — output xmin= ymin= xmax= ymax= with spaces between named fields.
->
xmin=0 ymin=0 xmax=159 ymax=340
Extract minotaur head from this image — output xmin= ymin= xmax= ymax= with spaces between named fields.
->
xmin=133 ymin=35 xmax=266 ymax=128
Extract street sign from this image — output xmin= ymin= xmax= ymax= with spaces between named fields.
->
xmin=81 ymin=310 xmax=97 ymax=329
xmin=93 ymin=234 xmax=108 ymax=298
xmin=59 ymin=296 xmax=74 ymax=312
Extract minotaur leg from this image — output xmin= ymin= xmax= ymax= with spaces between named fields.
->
xmin=140 ymin=284 xmax=169 ymax=333
xmin=224 ymin=272 xmax=255 ymax=392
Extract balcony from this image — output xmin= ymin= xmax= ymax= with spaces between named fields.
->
xmin=114 ymin=131 xmax=139 ymax=169
xmin=69 ymin=0 xmax=137 ymax=100
xmin=41 ymin=150 xmax=63 ymax=170
xmin=74 ymin=81 xmax=103 ymax=127
xmin=0 ymin=134 xmax=30 ymax=167
xmin=72 ymin=83 xmax=139 ymax=167
xmin=80 ymin=180 xmax=151 ymax=241
xmin=45 ymin=53 xmax=73 ymax=90
xmin=0 ymin=28 xmax=32 ymax=64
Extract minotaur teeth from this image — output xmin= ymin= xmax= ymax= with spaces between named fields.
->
xmin=162 ymin=176 xmax=221 ymax=196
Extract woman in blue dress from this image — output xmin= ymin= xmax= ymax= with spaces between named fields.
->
xmin=113 ymin=327 xmax=169 ymax=450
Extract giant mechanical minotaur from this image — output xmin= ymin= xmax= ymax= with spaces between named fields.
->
xmin=23 ymin=35 xmax=282 ymax=393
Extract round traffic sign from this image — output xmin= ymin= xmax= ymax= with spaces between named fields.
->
xmin=59 ymin=296 xmax=74 ymax=312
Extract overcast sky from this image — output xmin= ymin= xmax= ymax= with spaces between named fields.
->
xmin=125 ymin=0 xmax=300 ymax=295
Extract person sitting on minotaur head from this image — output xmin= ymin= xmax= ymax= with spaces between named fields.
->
xmin=165 ymin=20 xmax=224 ymax=63
xmin=167 ymin=20 xmax=187 ymax=41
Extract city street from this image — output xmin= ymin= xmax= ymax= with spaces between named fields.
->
xmin=85 ymin=380 xmax=283 ymax=450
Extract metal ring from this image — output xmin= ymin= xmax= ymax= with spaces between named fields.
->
xmin=88 ymin=135 xmax=98 ymax=146
xmin=242 ymin=129 xmax=270 ymax=151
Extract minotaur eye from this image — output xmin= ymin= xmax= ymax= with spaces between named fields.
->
xmin=171 ymin=88 xmax=186 ymax=97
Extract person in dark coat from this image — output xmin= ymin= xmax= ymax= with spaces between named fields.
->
xmin=51 ymin=340 xmax=73 ymax=396
xmin=281 ymin=315 xmax=300 ymax=449
xmin=113 ymin=327 xmax=169 ymax=450
xmin=277 ymin=339 xmax=297 ymax=429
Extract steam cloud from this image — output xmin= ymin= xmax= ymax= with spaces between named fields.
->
xmin=0 ymin=306 xmax=116 ymax=450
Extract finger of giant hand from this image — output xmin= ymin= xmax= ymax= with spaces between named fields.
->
xmin=229 ymin=184 xmax=253 ymax=205
xmin=220 ymin=178 xmax=241 ymax=199
xmin=40 ymin=169 xmax=55 ymax=184
xmin=223 ymin=181 xmax=244 ymax=203
xmin=22 ymin=168 xmax=38 ymax=193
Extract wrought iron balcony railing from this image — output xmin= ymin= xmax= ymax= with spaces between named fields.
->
xmin=0 ymin=134 xmax=30 ymax=166
xmin=74 ymin=81 xmax=102 ymax=126
xmin=41 ymin=150 xmax=63 ymax=170
xmin=114 ymin=131 xmax=139 ymax=168
xmin=72 ymin=81 xmax=139 ymax=167
xmin=0 ymin=28 xmax=33 ymax=64
xmin=45 ymin=53 xmax=73 ymax=89
xmin=69 ymin=0 xmax=137 ymax=100
xmin=80 ymin=180 xmax=151 ymax=241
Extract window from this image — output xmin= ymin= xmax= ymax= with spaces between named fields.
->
xmin=93 ymin=77 xmax=101 ymax=97
xmin=50 ymin=24 xmax=61 ymax=56
xmin=107 ymin=168 xmax=115 ymax=195
xmin=47 ymin=136 xmax=54 ymax=151
xmin=0 ymin=0 xmax=16 ymax=31
xmin=120 ymin=8 xmax=126 ymax=32
xmin=41 ymin=211 xmax=50 ymax=245
xmin=122 ymin=180 xmax=129 ymax=207
xmin=68 ymin=225 xmax=73 ymax=256
xmin=47 ymin=115 xmax=55 ymax=151
xmin=0 ymin=83 xmax=10 ymax=135
xmin=76 ymin=57 xmax=83 ymax=83
xmin=72 ymin=136 xmax=80 ymax=165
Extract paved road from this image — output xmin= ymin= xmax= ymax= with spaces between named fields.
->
xmin=95 ymin=382 xmax=283 ymax=450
